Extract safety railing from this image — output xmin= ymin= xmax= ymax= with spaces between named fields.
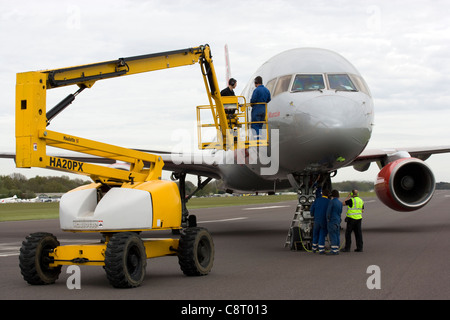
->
xmin=196 ymin=96 xmax=269 ymax=150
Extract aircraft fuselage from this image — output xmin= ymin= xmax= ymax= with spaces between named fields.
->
xmin=217 ymin=48 xmax=374 ymax=192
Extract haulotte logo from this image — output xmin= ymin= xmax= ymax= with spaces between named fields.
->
xmin=170 ymin=128 xmax=280 ymax=175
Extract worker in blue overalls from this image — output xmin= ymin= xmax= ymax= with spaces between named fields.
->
xmin=250 ymin=76 xmax=271 ymax=139
xmin=326 ymin=189 xmax=343 ymax=255
xmin=310 ymin=189 xmax=330 ymax=254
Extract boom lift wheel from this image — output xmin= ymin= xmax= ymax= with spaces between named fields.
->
xmin=104 ymin=232 xmax=147 ymax=288
xmin=19 ymin=232 xmax=62 ymax=285
xmin=178 ymin=227 xmax=214 ymax=276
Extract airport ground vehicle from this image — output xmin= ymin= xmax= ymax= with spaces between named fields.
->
xmin=16 ymin=45 xmax=266 ymax=288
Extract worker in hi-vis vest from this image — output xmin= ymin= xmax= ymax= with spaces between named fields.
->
xmin=342 ymin=189 xmax=365 ymax=252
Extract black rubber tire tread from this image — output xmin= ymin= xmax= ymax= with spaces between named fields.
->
xmin=178 ymin=227 xmax=214 ymax=276
xmin=104 ymin=232 xmax=147 ymax=288
xmin=19 ymin=232 xmax=62 ymax=285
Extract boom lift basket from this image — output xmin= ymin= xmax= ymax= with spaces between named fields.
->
xmin=196 ymin=95 xmax=268 ymax=150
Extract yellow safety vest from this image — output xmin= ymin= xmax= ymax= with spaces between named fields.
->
xmin=347 ymin=197 xmax=364 ymax=220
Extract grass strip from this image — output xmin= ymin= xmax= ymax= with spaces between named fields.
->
xmin=0 ymin=192 xmax=374 ymax=222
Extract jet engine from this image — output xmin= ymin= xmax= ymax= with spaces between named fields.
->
xmin=374 ymin=158 xmax=435 ymax=212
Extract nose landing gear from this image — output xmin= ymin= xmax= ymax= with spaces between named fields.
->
xmin=285 ymin=173 xmax=331 ymax=251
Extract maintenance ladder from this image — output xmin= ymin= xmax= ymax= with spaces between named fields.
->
xmin=284 ymin=205 xmax=302 ymax=249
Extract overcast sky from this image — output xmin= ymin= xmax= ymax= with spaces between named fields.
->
xmin=1 ymin=0 xmax=449 ymax=183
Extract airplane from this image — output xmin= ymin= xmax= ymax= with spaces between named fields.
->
xmin=0 ymin=195 xmax=19 ymax=204
xmin=159 ymin=47 xmax=450 ymax=213
xmin=1 ymin=47 xmax=449 ymax=214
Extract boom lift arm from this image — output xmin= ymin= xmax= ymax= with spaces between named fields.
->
xmin=16 ymin=45 xmax=234 ymax=183
xmin=16 ymin=44 xmax=266 ymax=185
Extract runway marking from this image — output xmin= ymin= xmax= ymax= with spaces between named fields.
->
xmin=0 ymin=252 xmax=19 ymax=257
xmin=0 ymin=242 xmax=20 ymax=257
xmin=242 ymin=205 xmax=289 ymax=210
xmin=199 ymin=217 xmax=248 ymax=224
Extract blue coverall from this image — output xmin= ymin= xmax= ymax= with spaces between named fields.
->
xmin=310 ymin=196 xmax=330 ymax=253
xmin=250 ymin=85 xmax=271 ymax=136
xmin=326 ymin=198 xmax=343 ymax=254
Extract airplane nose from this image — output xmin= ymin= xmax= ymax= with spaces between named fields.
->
xmin=273 ymin=92 xmax=373 ymax=174
xmin=300 ymin=94 xmax=364 ymax=130
xmin=286 ymin=93 xmax=372 ymax=166
xmin=293 ymin=93 xmax=372 ymax=147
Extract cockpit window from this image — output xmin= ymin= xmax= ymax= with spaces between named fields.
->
xmin=265 ymin=78 xmax=277 ymax=96
xmin=328 ymin=74 xmax=357 ymax=91
xmin=292 ymin=74 xmax=325 ymax=92
xmin=273 ymin=75 xmax=292 ymax=97
xmin=349 ymin=74 xmax=371 ymax=96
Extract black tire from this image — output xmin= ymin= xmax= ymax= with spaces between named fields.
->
xmin=104 ymin=232 xmax=147 ymax=288
xmin=178 ymin=227 xmax=214 ymax=276
xmin=19 ymin=232 xmax=62 ymax=285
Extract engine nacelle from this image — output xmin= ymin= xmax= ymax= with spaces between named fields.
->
xmin=375 ymin=158 xmax=435 ymax=212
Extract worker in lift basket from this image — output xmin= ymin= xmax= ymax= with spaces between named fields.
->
xmin=310 ymin=189 xmax=330 ymax=254
xmin=250 ymin=76 xmax=271 ymax=139
xmin=221 ymin=78 xmax=238 ymax=116
xmin=221 ymin=78 xmax=237 ymax=97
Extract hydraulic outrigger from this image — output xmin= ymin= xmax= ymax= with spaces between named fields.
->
xmin=16 ymin=44 xmax=268 ymax=288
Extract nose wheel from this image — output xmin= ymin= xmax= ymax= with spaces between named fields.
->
xmin=285 ymin=173 xmax=332 ymax=250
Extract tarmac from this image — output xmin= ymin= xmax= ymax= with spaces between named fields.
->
xmin=1 ymin=190 xmax=450 ymax=301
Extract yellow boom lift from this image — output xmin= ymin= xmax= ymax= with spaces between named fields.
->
xmin=16 ymin=44 xmax=268 ymax=288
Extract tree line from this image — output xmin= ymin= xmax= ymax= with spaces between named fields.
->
xmin=0 ymin=173 xmax=222 ymax=199
xmin=1 ymin=173 xmax=449 ymax=199
xmin=0 ymin=173 xmax=89 ymax=199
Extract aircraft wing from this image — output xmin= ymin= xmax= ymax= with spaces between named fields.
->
xmin=350 ymin=146 xmax=450 ymax=172
xmin=157 ymin=155 xmax=222 ymax=179
xmin=132 ymin=149 xmax=222 ymax=179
